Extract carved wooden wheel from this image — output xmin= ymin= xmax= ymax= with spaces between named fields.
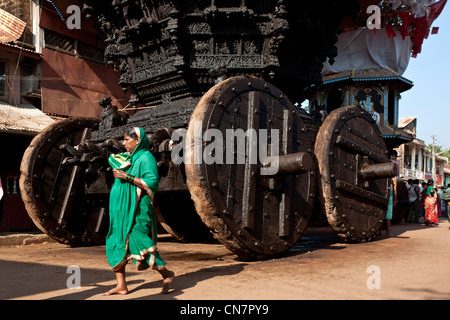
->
xmin=20 ymin=118 xmax=107 ymax=246
xmin=185 ymin=76 xmax=316 ymax=260
xmin=314 ymin=106 xmax=396 ymax=242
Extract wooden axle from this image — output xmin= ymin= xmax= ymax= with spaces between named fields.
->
xmin=262 ymin=152 xmax=314 ymax=175
xmin=359 ymin=162 xmax=398 ymax=180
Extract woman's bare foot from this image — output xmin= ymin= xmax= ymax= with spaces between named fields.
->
xmin=160 ymin=269 xmax=175 ymax=294
xmin=100 ymin=286 xmax=128 ymax=296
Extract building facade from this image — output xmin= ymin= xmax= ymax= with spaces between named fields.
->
xmin=0 ymin=0 xmax=129 ymax=232
xmin=395 ymin=117 xmax=448 ymax=185
xmin=0 ymin=1 xmax=52 ymax=232
xmin=444 ymin=164 xmax=450 ymax=186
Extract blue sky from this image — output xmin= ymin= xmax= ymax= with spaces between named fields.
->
xmin=400 ymin=3 xmax=450 ymax=150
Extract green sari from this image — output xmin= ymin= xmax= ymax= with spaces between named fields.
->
xmin=106 ymin=127 xmax=166 ymax=271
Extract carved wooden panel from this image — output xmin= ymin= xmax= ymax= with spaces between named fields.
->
xmin=82 ymin=0 xmax=360 ymax=108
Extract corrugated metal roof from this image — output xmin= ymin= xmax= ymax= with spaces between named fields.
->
xmin=0 ymin=42 xmax=41 ymax=58
xmin=0 ymin=8 xmax=26 ymax=43
xmin=0 ymin=101 xmax=54 ymax=134
xmin=398 ymin=116 xmax=417 ymax=128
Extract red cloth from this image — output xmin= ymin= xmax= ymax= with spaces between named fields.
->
xmin=386 ymin=25 xmax=397 ymax=38
xmin=398 ymin=0 xmax=447 ymax=57
xmin=399 ymin=11 xmax=414 ymax=28
xmin=425 ymin=196 xmax=439 ymax=225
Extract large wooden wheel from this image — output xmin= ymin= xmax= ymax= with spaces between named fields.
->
xmin=314 ymin=106 xmax=396 ymax=242
xmin=20 ymin=118 xmax=107 ymax=246
xmin=185 ymin=76 xmax=316 ymax=260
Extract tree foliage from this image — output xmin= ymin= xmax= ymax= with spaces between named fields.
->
xmin=425 ymin=144 xmax=450 ymax=162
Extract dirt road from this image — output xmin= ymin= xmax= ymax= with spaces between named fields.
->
xmin=1 ymin=218 xmax=449 ymax=300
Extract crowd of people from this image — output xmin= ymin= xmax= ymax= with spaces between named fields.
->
xmin=404 ymin=179 xmax=450 ymax=227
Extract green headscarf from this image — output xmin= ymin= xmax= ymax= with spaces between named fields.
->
xmin=108 ymin=127 xmax=150 ymax=171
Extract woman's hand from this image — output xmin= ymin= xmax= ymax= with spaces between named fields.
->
xmin=113 ymin=169 xmax=128 ymax=180
xmin=112 ymin=169 xmax=144 ymax=189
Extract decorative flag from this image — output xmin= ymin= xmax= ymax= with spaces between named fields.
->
xmin=386 ymin=25 xmax=397 ymax=38
xmin=399 ymin=25 xmax=409 ymax=39
xmin=426 ymin=0 xmax=447 ymax=26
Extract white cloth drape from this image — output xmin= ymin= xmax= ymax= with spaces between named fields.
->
xmin=322 ymin=27 xmax=413 ymax=76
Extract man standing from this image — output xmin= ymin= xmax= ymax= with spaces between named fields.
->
xmin=444 ymin=184 xmax=450 ymax=219
xmin=437 ymin=186 xmax=446 ymax=218
xmin=407 ymin=179 xmax=420 ymax=223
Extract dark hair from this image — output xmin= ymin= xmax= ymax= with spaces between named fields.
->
xmin=126 ymin=127 xmax=138 ymax=140
xmin=427 ymin=179 xmax=434 ymax=186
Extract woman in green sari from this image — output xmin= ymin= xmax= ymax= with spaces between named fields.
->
xmin=101 ymin=127 xmax=174 ymax=296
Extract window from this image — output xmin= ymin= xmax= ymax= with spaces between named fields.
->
xmin=0 ymin=61 xmax=6 ymax=97
xmin=44 ymin=30 xmax=105 ymax=64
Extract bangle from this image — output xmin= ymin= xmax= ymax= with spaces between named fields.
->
xmin=125 ymin=173 xmax=135 ymax=183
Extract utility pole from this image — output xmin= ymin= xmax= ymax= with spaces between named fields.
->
xmin=432 ymin=135 xmax=436 ymax=187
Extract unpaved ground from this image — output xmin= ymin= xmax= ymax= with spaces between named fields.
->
xmin=1 ymin=218 xmax=450 ymax=300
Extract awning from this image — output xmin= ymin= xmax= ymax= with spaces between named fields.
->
xmin=0 ymin=101 xmax=54 ymax=135
xmin=0 ymin=42 xmax=41 ymax=59
xmin=444 ymin=164 xmax=450 ymax=175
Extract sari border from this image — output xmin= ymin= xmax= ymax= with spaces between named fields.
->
xmin=126 ymin=246 xmax=167 ymax=271
xmin=137 ymin=177 xmax=155 ymax=202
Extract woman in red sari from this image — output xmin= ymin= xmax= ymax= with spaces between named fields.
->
xmin=424 ymin=180 xmax=439 ymax=227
